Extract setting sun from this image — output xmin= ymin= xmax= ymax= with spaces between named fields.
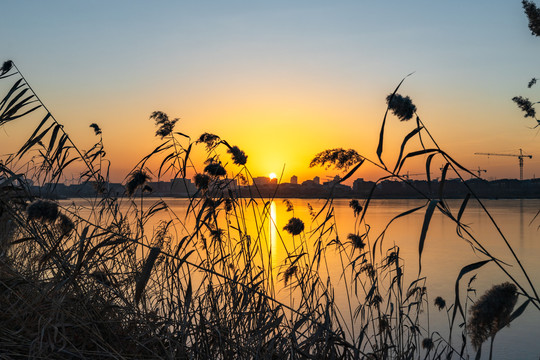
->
xmin=269 ymin=172 xmax=277 ymax=180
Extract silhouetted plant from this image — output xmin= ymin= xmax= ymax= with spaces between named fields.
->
xmin=283 ymin=199 xmax=294 ymax=212
xmin=422 ymin=337 xmax=434 ymax=350
xmin=204 ymin=161 xmax=226 ymax=177
xmin=309 ymin=148 xmax=362 ymax=170
xmin=126 ymin=169 xmax=151 ymax=196
xmin=1 ymin=60 xmax=537 ymax=360
xmin=283 ymin=217 xmax=304 ymax=235
xmin=512 ymin=95 xmax=537 ymax=119
xmin=194 ymin=173 xmax=210 ymax=190
xmin=283 ymin=265 xmax=298 ymax=285
xmin=89 ymin=123 xmax=102 ymax=136
xmin=0 ymin=60 xmax=13 ymax=75
xmin=386 ymin=93 xmax=416 ymax=121
xmin=513 ymin=2 xmax=540 ymax=126
xmin=468 ymin=282 xmax=518 ymax=353
xmin=434 ymin=296 xmax=446 ymax=310
xmin=349 ymin=199 xmax=362 ymax=216
xmin=26 ymin=199 xmax=59 ymax=222
xmin=57 ymin=213 xmax=74 ymax=234
xmin=347 ymin=233 xmax=366 ymax=250
xmin=150 ymin=111 xmax=178 ymax=139
xmin=523 ymin=0 xmax=540 ymax=37
xmin=227 ymin=145 xmax=248 ymax=165
xmin=197 ymin=132 xmax=221 ymax=150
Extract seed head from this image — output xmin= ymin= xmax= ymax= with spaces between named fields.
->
xmin=237 ymin=173 xmax=248 ymax=185
xmin=422 ymin=337 xmax=434 ymax=350
xmin=310 ymin=148 xmax=362 ymax=171
xmin=361 ymin=263 xmax=376 ymax=279
xmin=27 ymin=200 xmax=59 ymax=222
xmin=467 ymin=282 xmax=518 ymax=350
xmin=307 ymin=203 xmax=316 ymax=218
xmin=224 ymin=198 xmax=233 ymax=212
xmin=384 ymin=251 xmax=399 ymax=268
xmin=528 ymin=77 xmax=537 ymax=88
xmin=349 ymin=199 xmax=363 ymax=216
xmin=512 ymin=96 xmax=536 ymax=118
xmin=197 ymin=133 xmax=221 ymax=150
xmin=283 ymin=217 xmax=304 ymax=236
xmin=434 ymin=296 xmax=446 ymax=310
xmin=227 ymin=145 xmax=248 ymax=166
xmin=126 ymin=169 xmax=151 ymax=196
xmin=284 ymin=265 xmax=297 ymax=285
xmin=523 ymin=0 xmax=540 ymax=37
xmin=204 ymin=162 xmax=226 ymax=177
xmin=1 ymin=60 xmax=13 ymax=75
xmin=347 ymin=233 xmax=366 ymax=250
xmin=378 ymin=316 xmax=389 ymax=332
xmin=150 ymin=111 xmax=178 ymax=139
xmin=370 ymin=294 xmax=383 ymax=306
xmin=194 ymin=173 xmax=210 ymax=190
xmin=89 ymin=123 xmax=102 ymax=136
xmin=210 ymin=228 xmax=224 ymax=242
xmin=57 ymin=213 xmax=74 ymax=234
xmin=386 ymin=93 xmax=417 ymax=121
xmin=283 ymin=199 xmax=294 ymax=212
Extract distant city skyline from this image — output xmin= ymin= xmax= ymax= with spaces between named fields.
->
xmin=32 ymin=175 xmax=540 ymax=200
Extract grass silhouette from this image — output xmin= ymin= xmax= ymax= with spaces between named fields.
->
xmin=0 ymin=61 xmax=537 ymax=359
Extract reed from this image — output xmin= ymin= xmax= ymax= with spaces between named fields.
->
xmin=0 ymin=61 xmax=537 ymax=359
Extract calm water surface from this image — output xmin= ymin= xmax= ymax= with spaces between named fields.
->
xmin=64 ymin=198 xmax=540 ymax=359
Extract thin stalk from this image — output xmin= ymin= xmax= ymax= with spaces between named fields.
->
xmin=417 ymin=116 xmax=540 ymax=305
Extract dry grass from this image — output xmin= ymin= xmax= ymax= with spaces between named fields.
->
xmin=0 ymin=61 xmax=537 ymax=359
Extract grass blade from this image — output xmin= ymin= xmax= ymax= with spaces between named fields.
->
xmin=338 ymin=159 xmax=364 ymax=183
xmin=451 ymin=260 xmax=492 ymax=328
xmin=393 ymin=127 xmax=422 ymax=174
xmin=418 ymin=199 xmax=438 ymax=275
xmin=509 ymin=299 xmax=530 ymax=323
xmin=135 ymin=247 xmax=161 ymax=305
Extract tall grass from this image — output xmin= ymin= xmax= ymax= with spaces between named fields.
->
xmin=0 ymin=61 xmax=537 ymax=359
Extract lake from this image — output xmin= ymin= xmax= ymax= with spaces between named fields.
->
xmin=62 ymin=197 xmax=540 ymax=359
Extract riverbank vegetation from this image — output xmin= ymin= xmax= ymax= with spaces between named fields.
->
xmin=0 ymin=60 xmax=538 ymax=359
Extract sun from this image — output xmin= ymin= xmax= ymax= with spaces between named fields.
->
xmin=269 ymin=172 xmax=277 ymax=180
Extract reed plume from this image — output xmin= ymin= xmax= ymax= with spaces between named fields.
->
xmin=468 ymin=282 xmax=518 ymax=351
xmin=27 ymin=200 xmax=59 ymax=222
xmin=150 ymin=111 xmax=178 ymax=138
xmin=283 ymin=217 xmax=304 ymax=235
xmin=227 ymin=145 xmax=248 ymax=165
xmin=434 ymin=296 xmax=446 ymax=311
xmin=347 ymin=233 xmax=366 ymax=250
xmin=512 ymin=96 xmax=536 ymax=118
xmin=523 ymin=0 xmax=540 ymax=37
xmin=89 ymin=123 xmax=102 ymax=136
xmin=126 ymin=169 xmax=151 ymax=196
xmin=386 ymin=93 xmax=416 ymax=121
xmin=310 ymin=148 xmax=362 ymax=171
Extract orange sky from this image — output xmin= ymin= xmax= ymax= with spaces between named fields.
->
xmin=3 ymin=2 xmax=540 ymax=184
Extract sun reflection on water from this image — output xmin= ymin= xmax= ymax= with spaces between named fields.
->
xmin=269 ymin=200 xmax=277 ymax=260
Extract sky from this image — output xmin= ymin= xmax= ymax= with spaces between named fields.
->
xmin=2 ymin=1 xmax=540 ymax=184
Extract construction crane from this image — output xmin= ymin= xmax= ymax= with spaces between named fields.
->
xmin=402 ymin=171 xmax=429 ymax=179
xmin=474 ymin=166 xmax=487 ymax=178
xmin=474 ymin=149 xmax=532 ymax=180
